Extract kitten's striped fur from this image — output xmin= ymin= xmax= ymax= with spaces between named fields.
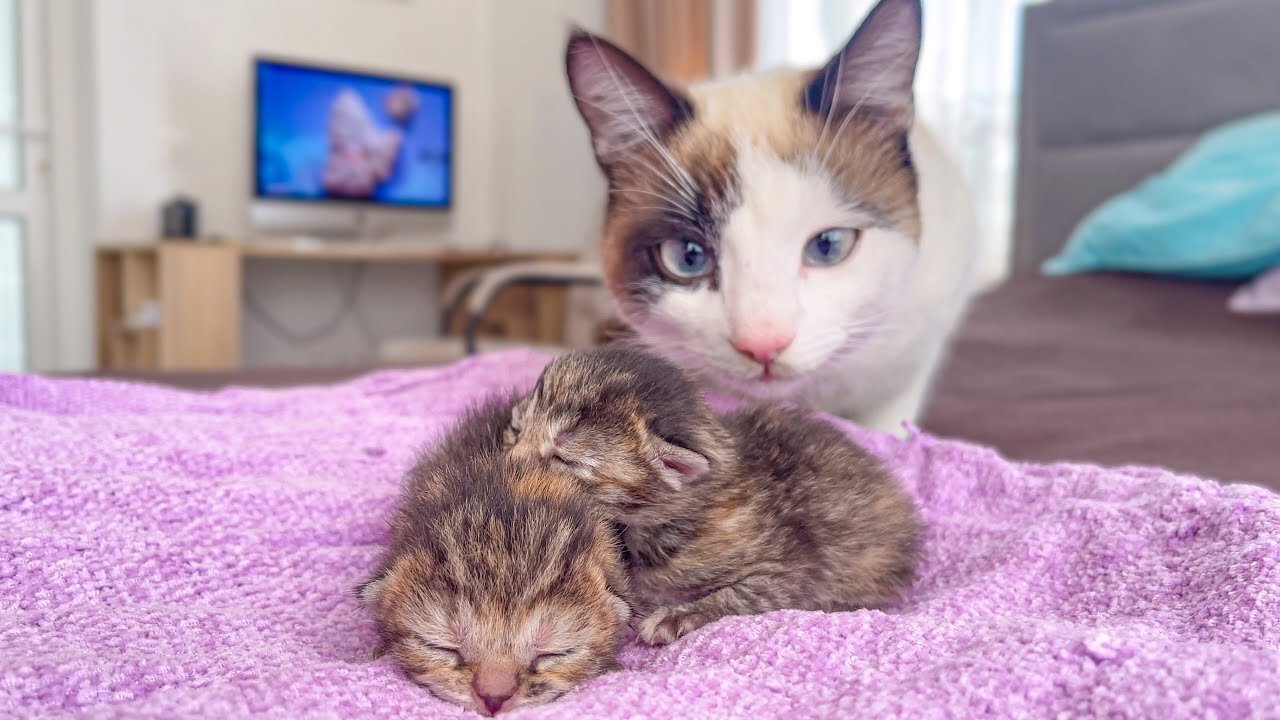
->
xmin=359 ymin=396 xmax=630 ymax=715
xmin=508 ymin=347 xmax=921 ymax=645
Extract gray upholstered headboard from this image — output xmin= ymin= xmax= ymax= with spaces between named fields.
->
xmin=1013 ymin=0 xmax=1280 ymax=272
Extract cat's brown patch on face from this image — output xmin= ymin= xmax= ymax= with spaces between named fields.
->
xmin=598 ymin=68 xmax=921 ymax=315
xmin=790 ymin=115 xmax=921 ymax=239
xmin=688 ymin=70 xmax=920 ymax=238
xmin=600 ymin=130 xmax=739 ymax=309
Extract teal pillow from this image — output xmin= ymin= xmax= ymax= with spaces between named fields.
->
xmin=1044 ymin=112 xmax=1280 ymax=280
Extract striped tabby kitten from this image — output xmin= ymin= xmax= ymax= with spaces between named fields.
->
xmin=506 ymin=347 xmax=921 ymax=645
xmin=566 ymin=0 xmax=977 ymax=433
xmin=359 ymin=396 xmax=631 ymax=715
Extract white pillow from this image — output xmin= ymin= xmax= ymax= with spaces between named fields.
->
xmin=1228 ymin=265 xmax=1280 ymax=314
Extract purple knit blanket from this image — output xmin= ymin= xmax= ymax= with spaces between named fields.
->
xmin=3 ymin=350 xmax=1278 ymax=718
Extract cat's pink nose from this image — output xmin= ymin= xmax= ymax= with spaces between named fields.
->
xmin=731 ymin=333 xmax=793 ymax=366
xmin=472 ymin=671 xmax=517 ymax=715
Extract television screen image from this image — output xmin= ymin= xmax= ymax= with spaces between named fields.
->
xmin=255 ymin=59 xmax=452 ymax=208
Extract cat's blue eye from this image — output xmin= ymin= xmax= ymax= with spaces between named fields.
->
xmin=656 ymin=238 xmax=713 ymax=279
xmin=803 ymin=228 xmax=861 ymax=267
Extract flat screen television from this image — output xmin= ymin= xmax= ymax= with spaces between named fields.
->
xmin=253 ymin=58 xmax=453 ymax=211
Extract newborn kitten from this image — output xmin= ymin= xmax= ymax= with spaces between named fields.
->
xmin=360 ymin=395 xmax=631 ymax=715
xmin=507 ymin=347 xmax=921 ymax=645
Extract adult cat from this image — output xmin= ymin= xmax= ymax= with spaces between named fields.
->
xmin=566 ymin=0 xmax=977 ymax=433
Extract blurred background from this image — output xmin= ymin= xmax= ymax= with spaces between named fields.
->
xmin=1 ymin=0 xmax=1277 ymax=486
xmin=0 ymin=0 xmax=1039 ymax=374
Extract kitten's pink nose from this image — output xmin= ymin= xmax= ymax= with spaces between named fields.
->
xmin=731 ymin=332 xmax=793 ymax=366
xmin=472 ymin=670 xmax=517 ymax=715
xmin=479 ymin=691 xmax=512 ymax=715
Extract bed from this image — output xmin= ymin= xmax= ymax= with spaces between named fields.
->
xmin=8 ymin=351 xmax=1280 ymax=717
xmin=921 ymin=0 xmax=1280 ymax=492
xmin=9 ymin=3 xmax=1280 ymax=715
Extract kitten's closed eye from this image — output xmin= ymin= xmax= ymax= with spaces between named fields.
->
xmin=411 ymin=639 xmax=464 ymax=667
xmin=548 ymin=431 xmax=577 ymax=461
xmin=531 ymin=650 xmax=575 ymax=672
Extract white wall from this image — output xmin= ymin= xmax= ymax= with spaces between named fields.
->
xmin=92 ymin=0 xmax=498 ymax=244
xmin=42 ymin=0 xmax=98 ymax=372
xmin=490 ymin=0 xmax=605 ymax=254
xmin=88 ymin=0 xmax=605 ymax=366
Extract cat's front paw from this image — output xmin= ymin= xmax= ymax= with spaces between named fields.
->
xmin=636 ymin=605 xmax=712 ymax=645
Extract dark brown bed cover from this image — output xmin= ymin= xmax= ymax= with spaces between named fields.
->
xmin=922 ymin=273 xmax=1279 ymax=493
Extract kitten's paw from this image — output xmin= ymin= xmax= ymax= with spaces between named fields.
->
xmin=501 ymin=424 xmax=519 ymax=448
xmin=637 ymin=605 xmax=711 ymax=645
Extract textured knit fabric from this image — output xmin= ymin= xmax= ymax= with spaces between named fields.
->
xmin=2 ymin=350 xmax=1278 ymax=718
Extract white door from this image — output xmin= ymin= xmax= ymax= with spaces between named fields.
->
xmin=0 ymin=0 xmax=50 ymax=372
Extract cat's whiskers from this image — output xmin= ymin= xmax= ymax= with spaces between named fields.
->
xmin=787 ymin=306 xmax=899 ymax=371
xmin=572 ymin=98 xmax=696 ymax=203
xmin=836 ymin=316 xmax=896 ymax=343
xmin=613 ymin=130 xmax=699 ymax=206
xmin=820 ymin=56 xmax=911 ymax=169
xmin=626 ymin=209 xmax=705 ymax=232
xmin=610 ymin=142 xmax=699 ymax=208
xmin=808 ymin=43 xmax=850 ymax=172
xmin=797 ymin=325 xmax=885 ymax=378
xmin=838 ymin=304 xmax=897 ymax=329
xmin=623 ymin=312 xmax=739 ymax=378
xmin=581 ymin=36 xmax=699 ymax=202
xmin=608 ymin=187 xmax=702 ymax=227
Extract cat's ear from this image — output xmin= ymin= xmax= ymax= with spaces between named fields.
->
xmin=652 ymin=437 xmax=711 ymax=489
xmin=566 ymin=29 xmax=694 ymax=169
xmin=357 ymin=554 xmax=414 ymax=609
xmin=805 ymin=0 xmax=922 ymax=130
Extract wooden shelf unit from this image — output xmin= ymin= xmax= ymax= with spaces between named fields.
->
xmin=95 ymin=240 xmax=575 ymax=371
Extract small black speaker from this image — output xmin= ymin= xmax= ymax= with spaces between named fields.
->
xmin=161 ymin=196 xmax=199 ymax=238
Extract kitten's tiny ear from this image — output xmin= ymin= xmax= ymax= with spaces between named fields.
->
xmin=805 ymin=0 xmax=922 ymax=130
xmin=504 ymin=394 xmax=534 ymax=448
xmin=357 ymin=572 xmax=388 ymax=609
xmin=653 ymin=438 xmax=711 ymax=489
xmin=565 ymin=29 xmax=694 ymax=169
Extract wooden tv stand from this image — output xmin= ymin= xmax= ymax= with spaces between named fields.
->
xmin=95 ymin=239 xmax=575 ymax=371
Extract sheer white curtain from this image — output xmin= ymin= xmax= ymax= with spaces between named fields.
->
xmin=757 ymin=0 xmax=1041 ymax=287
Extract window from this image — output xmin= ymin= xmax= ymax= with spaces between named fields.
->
xmin=757 ymin=0 xmax=1042 ymax=286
